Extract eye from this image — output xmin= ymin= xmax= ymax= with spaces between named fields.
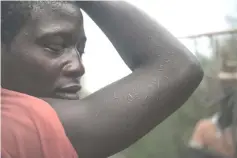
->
xmin=44 ymin=44 xmax=64 ymax=54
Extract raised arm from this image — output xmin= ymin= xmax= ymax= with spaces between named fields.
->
xmin=46 ymin=1 xmax=203 ymax=158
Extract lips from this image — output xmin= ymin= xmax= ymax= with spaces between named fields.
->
xmin=55 ymin=85 xmax=81 ymax=100
xmin=60 ymin=85 xmax=81 ymax=93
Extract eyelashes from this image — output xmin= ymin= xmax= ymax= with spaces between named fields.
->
xmin=44 ymin=44 xmax=64 ymax=56
xmin=44 ymin=43 xmax=85 ymax=56
xmin=45 ymin=44 xmax=63 ymax=52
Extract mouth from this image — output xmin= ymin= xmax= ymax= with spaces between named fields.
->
xmin=54 ymin=85 xmax=81 ymax=100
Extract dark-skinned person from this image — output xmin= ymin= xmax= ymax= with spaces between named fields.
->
xmin=1 ymin=1 xmax=203 ymax=158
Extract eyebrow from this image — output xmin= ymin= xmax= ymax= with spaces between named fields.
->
xmin=35 ymin=23 xmax=74 ymax=37
xmin=36 ymin=28 xmax=87 ymax=45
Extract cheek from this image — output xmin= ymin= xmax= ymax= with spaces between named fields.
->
xmin=16 ymin=46 xmax=63 ymax=88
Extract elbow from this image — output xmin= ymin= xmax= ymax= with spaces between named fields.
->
xmin=181 ymin=55 xmax=204 ymax=92
xmin=176 ymin=45 xmax=204 ymax=87
xmin=188 ymin=56 xmax=204 ymax=85
xmin=165 ymin=49 xmax=204 ymax=95
xmin=177 ymin=42 xmax=204 ymax=85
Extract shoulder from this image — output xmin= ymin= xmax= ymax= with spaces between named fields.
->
xmin=1 ymin=88 xmax=78 ymax=158
xmin=2 ymin=88 xmax=58 ymax=121
xmin=1 ymin=88 xmax=66 ymax=135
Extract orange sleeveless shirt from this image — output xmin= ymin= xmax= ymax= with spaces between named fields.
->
xmin=1 ymin=88 xmax=78 ymax=158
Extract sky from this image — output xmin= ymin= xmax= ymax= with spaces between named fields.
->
xmin=126 ymin=0 xmax=230 ymax=37
xmin=79 ymin=0 xmax=237 ymax=96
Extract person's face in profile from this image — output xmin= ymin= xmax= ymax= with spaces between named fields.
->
xmin=2 ymin=3 xmax=86 ymax=100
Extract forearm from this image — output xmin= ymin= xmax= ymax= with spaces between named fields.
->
xmin=79 ymin=1 xmax=199 ymax=70
xmin=50 ymin=1 xmax=203 ymax=158
xmin=51 ymin=64 xmax=202 ymax=158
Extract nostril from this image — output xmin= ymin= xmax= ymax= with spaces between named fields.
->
xmin=63 ymin=64 xmax=71 ymax=71
xmin=63 ymin=62 xmax=85 ymax=78
xmin=62 ymin=47 xmax=85 ymax=77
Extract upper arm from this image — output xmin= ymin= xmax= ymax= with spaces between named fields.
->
xmin=46 ymin=1 xmax=203 ymax=157
xmin=47 ymin=60 xmax=202 ymax=157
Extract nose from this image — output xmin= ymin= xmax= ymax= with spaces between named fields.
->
xmin=62 ymin=48 xmax=85 ymax=78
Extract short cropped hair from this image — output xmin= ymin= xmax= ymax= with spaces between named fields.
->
xmin=1 ymin=1 xmax=76 ymax=45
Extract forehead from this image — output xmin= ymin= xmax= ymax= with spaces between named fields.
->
xmin=31 ymin=2 xmax=82 ymax=19
xmin=29 ymin=2 xmax=84 ymax=39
